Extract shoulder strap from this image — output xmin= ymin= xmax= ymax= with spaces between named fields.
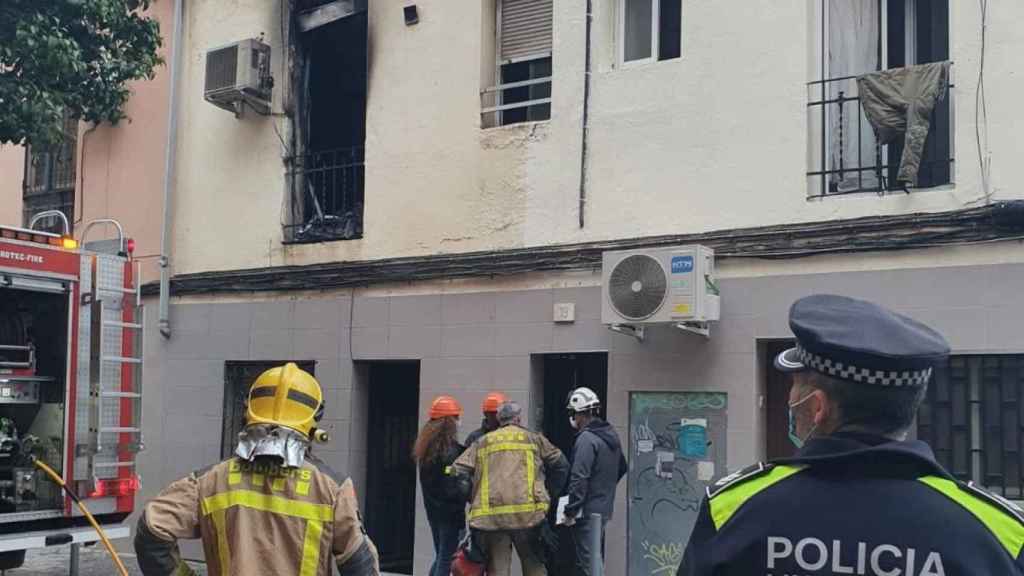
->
xmin=707 ymin=463 xmax=804 ymax=531
xmin=919 ymin=476 xmax=1024 ymax=558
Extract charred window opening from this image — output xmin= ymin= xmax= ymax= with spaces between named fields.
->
xmin=286 ymin=0 xmax=368 ymax=243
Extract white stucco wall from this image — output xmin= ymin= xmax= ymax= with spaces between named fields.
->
xmin=170 ymin=0 xmax=1023 ymax=275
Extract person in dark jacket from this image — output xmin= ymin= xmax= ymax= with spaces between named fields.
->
xmin=678 ymin=294 xmax=1024 ymax=576
xmin=414 ymin=396 xmax=467 ymax=576
xmin=563 ymin=387 xmax=628 ymax=576
xmin=465 ymin=391 xmax=507 ymax=447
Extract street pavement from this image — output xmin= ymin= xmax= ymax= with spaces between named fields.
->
xmin=6 ymin=547 xmax=207 ymax=576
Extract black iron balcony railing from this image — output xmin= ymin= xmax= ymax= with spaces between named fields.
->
xmin=807 ymin=73 xmax=954 ymax=198
xmin=285 ymin=146 xmax=365 ymax=243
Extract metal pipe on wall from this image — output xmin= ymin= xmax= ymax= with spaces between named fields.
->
xmin=159 ymin=0 xmax=185 ymax=339
xmin=578 ymin=0 xmax=593 ymax=229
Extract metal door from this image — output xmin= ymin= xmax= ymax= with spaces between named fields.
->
xmin=627 ymin=392 xmax=727 ymax=576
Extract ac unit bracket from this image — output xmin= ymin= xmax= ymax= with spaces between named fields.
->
xmin=676 ymin=321 xmax=711 ymax=338
xmin=607 ymin=324 xmax=645 ymax=342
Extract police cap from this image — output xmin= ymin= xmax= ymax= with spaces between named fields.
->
xmin=775 ymin=294 xmax=949 ymax=387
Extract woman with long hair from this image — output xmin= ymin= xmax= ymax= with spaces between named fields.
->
xmin=414 ymin=396 xmax=466 ymax=576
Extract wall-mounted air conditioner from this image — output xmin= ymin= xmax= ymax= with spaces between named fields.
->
xmin=601 ymin=245 xmax=720 ymax=338
xmin=204 ymin=38 xmax=273 ymax=116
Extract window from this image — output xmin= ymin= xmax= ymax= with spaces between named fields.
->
xmin=23 ymin=114 xmax=77 ymax=234
xmin=807 ymin=0 xmax=951 ymax=197
xmin=285 ymin=2 xmax=368 ymax=243
xmin=917 ymin=356 xmax=1024 ymax=500
xmin=620 ymin=0 xmax=682 ymax=64
xmin=481 ymin=0 xmax=553 ymax=127
xmin=221 ymin=360 xmax=316 ymax=458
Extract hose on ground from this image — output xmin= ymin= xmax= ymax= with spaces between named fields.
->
xmin=32 ymin=458 xmax=130 ymax=576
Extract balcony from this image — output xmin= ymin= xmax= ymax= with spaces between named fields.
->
xmin=284 ymin=146 xmax=364 ymax=243
xmin=806 ymin=72 xmax=953 ymax=198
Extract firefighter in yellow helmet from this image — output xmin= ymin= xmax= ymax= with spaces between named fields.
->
xmin=134 ymin=363 xmax=380 ymax=576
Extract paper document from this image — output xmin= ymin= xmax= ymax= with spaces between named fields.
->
xmin=556 ymin=496 xmax=582 ymax=526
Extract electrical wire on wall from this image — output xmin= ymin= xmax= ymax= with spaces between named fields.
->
xmin=74 ymin=123 xmax=100 ymax=227
xmin=975 ymin=0 xmax=991 ymax=202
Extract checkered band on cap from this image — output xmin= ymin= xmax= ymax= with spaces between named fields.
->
xmin=796 ymin=346 xmax=932 ymax=387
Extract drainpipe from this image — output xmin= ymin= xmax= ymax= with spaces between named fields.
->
xmin=578 ymin=0 xmax=593 ymax=229
xmin=159 ymin=0 xmax=185 ymax=339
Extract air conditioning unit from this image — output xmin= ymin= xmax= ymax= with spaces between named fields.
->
xmin=204 ymin=38 xmax=273 ymax=116
xmin=601 ymin=245 xmax=720 ymax=334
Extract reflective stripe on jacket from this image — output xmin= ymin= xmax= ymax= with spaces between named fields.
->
xmin=454 ymin=424 xmax=567 ymax=532
xmin=135 ymin=454 xmax=379 ymax=576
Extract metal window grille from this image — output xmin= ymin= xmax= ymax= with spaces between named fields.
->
xmin=284 ymin=146 xmax=365 ymax=243
xmin=918 ymin=355 xmax=1024 ymax=499
xmin=23 ymin=115 xmax=77 ymax=233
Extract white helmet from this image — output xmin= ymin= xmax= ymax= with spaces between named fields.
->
xmin=567 ymin=387 xmax=601 ymax=413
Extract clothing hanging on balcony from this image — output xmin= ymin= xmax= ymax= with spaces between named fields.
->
xmin=857 ymin=62 xmax=950 ymax=186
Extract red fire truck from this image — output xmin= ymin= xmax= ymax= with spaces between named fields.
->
xmin=0 ymin=212 xmax=141 ymax=569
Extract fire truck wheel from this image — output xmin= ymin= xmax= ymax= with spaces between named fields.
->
xmin=0 ymin=549 xmax=25 ymax=569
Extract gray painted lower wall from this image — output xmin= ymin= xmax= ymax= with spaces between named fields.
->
xmin=135 ymin=261 xmax=1024 ymax=575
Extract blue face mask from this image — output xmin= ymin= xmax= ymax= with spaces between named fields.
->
xmin=787 ymin=393 xmax=817 ymax=449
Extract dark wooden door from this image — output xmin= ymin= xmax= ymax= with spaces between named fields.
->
xmin=364 ymin=362 xmax=419 ymax=575
xmin=765 ymin=341 xmax=796 ymax=461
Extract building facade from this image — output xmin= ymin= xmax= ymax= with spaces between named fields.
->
xmin=7 ymin=1 xmax=1023 ymax=575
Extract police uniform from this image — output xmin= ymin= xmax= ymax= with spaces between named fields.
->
xmin=678 ymin=294 xmax=1024 ymax=576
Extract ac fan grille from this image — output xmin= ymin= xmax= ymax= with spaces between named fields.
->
xmin=205 ymin=45 xmax=239 ymax=93
xmin=608 ymin=254 xmax=667 ymax=321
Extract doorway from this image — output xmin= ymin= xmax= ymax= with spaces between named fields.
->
xmin=363 ymin=362 xmax=419 ymax=575
xmin=535 ymin=353 xmax=608 ymax=574
xmin=763 ymin=340 xmax=796 ymax=461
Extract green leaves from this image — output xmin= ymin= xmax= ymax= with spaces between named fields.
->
xmin=0 ymin=0 xmax=164 ymax=147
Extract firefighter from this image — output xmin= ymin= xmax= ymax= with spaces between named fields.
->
xmin=465 ymin=391 xmax=508 ymax=446
xmin=455 ymin=401 xmax=569 ymax=576
xmin=134 ymin=363 xmax=379 ymax=576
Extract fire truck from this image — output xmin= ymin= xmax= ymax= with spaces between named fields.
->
xmin=0 ymin=212 xmax=141 ymax=569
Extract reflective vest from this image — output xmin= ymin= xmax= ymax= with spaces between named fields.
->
xmin=138 ymin=455 xmax=377 ymax=576
xmin=455 ymin=425 xmax=562 ymax=531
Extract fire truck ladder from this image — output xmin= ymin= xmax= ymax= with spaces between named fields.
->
xmin=81 ymin=220 xmax=144 ymax=478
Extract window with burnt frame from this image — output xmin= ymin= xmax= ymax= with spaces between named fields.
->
xmin=23 ymin=114 xmax=77 ymax=234
xmin=286 ymin=3 xmax=368 ymax=243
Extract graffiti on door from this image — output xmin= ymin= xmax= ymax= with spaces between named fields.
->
xmin=628 ymin=392 xmax=727 ymax=576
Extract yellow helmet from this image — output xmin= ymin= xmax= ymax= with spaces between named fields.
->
xmin=246 ymin=363 xmax=324 ymax=437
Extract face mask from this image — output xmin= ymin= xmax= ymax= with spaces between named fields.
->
xmin=569 ymin=415 xmax=578 ymax=430
xmin=787 ymin=392 xmax=818 ymax=449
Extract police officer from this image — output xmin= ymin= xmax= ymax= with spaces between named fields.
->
xmin=135 ymin=363 xmax=379 ymax=576
xmin=678 ymin=294 xmax=1024 ymax=576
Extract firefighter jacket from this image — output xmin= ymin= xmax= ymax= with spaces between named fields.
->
xmin=454 ymin=424 xmax=569 ymax=532
xmin=677 ymin=432 xmax=1024 ymax=575
xmin=134 ymin=454 xmax=379 ymax=576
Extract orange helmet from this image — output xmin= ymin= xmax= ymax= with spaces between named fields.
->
xmin=481 ymin=392 xmax=508 ymax=414
xmin=429 ymin=396 xmax=463 ymax=420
